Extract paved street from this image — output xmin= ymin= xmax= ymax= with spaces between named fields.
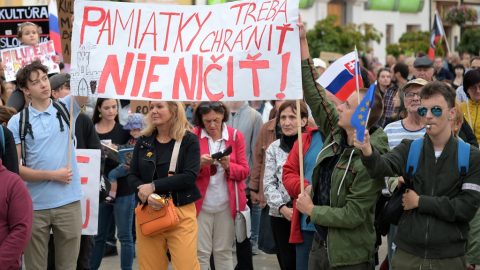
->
xmin=99 ymin=239 xmax=388 ymax=269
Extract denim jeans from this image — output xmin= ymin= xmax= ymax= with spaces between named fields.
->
xmin=108 ymin=165 xmax=128 ymax=183
xmin=90 ymin=194 xmax=135 ymax=270
xmin=249 ymin=202 xmax=261 ymax=245
xmin=296 ymin=231 xmax=314 ymax=270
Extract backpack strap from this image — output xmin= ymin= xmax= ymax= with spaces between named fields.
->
xmin=52 ymin=100 xmax=70 ymax=132
xmin=406 ymin=138 xmax=424 ymax=179
xmin=457 ymin=139 xmax=470 ymax=177
xmin=19 ymin=106 xmax=34 ymax=166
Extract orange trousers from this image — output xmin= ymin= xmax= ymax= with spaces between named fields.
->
xmin=136 ymin=202 xmax=200 ymax=270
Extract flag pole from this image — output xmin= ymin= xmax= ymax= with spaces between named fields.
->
xmin=354 ymin=46 xmax=360 ymax=105
xmin=296 ymin=100 xmax=305 ymax=194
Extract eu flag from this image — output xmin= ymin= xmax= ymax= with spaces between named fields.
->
xmin=351 ymin=83 xmax=376 ymax=142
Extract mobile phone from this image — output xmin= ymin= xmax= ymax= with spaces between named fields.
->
xmin=211 ymin=145 xmax=233 ymax=160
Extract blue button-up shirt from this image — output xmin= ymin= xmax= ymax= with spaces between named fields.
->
xmin=8 ymin=95 xmax=82 ymax=210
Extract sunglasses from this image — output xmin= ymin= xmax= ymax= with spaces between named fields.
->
xmin=198 ymin=102 xmax=223 ymax=112
xmin=417 ymin=106 xmax=443 ymax=117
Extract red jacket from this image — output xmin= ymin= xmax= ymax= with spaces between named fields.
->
xmin=193 ymin=126 xmax=250 ymax=219
xmin=282 ymin=126 xmax=318 ymax=244
xmin=0 ymin=160 xmax=33 ymax=269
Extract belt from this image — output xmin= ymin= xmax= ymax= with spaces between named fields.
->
xmin=314 ymin=232 xmax=327 ymax=247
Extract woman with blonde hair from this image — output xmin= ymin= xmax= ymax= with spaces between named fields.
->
xmin=128 ymin=101 xmax=201 ymax=270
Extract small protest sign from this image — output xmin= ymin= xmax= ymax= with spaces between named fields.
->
xmin=1 ymin=40 xmax=60 ymax=81
xmin=76 ymin=149 xmax=100 ymax=235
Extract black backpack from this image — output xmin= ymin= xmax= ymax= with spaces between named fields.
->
xmin=19 ymin=99 xmax=70 ymax=166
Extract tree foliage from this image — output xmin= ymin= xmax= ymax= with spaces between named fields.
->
xmin=306 ymin=16 xmax=382 ymax=58
xmin=386 ymin=31 xmax=444 ymax=57
xmin=458 ymin=27 xmax=480 ymax=55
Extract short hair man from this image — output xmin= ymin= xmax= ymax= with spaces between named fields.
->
xmin=355 ymin=81 xmax=480 ymax=270
xmin=7 ymin=61 xmax=88 ymax=270
xmin=295 ymin=20 xmax=389 ymax=269
xmin=413 ymin=56 xmax=434 ymax=82
xmin=48 ymin=72 xmax=101 ymax=270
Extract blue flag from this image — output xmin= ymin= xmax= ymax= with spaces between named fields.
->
xmin=351 ymin=83 xmax=376 ymax=142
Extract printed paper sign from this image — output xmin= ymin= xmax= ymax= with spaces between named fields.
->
xmin=1 ymin=40 xmax=60 ymax=81
xmin=76 ymin=149 xmax=100 ymax=235
xmin=70 ymin=0 xmax=301 ymax=101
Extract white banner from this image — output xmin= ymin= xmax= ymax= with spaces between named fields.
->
xmin=70 ymin=0 xmax=301 ymax=101
xmin=77 ymin=149 xmax=101 ymax=235
xmin=0 ymin=40 xmax=61 ymax=82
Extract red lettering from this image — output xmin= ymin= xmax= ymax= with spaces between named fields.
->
xmin=273 ymin=0 xmax=288 ymax=22
xmin=200 ymin=31 xmax=215 ymax=53
xmin=173 ymin=56 xmax=199 ymax=100
xmin=230 ymin=2 xmax=250 ymax=25
xmin=246 ymin=24 xmax=267 ymax=50
xmin=82 ymin=199 xmax=90 ymax=229
xmin=227 ymin=56 xmax=234 ymax=97
xmin=276 ymin=52 xmax=290 ymax=100
xmin=81 ymin=177 xmax=88 ymax=184
xmin=160 ymin=12 xmax=181 ymax=51
xmin=138 ymin=12 xmax=157 ymax=51
xmin=265 ymin=0 xmax=279 ymax=20
xmin=97 ymin=10 xmax=112 ymax=45
xmin=134 ymin=9 xmax=142 ymax=49
xmin=275 ymin=24 xmax=293 ymax=54
xmin=114 ymin=9 xmax=135 ymax=47
xmin=143 ymin=56 xmax=169 ymax=99
xmin=239 ymin=53 xmax=269 ymax=97
xmin=98 ymin=53 xmax=135 ymax=95
xmin=80 ymin=6 xmax=106 ymax=45
xmin=245 ymin=3 xmax=257 ymax=24
xmin=221 ymin=29 xmax=233 ymax=53
xmin=131 ymin=53 xmax=147 ymax=97
xmin=204 ymin=55 xmax=224 ymax=101
xmin=186 ymin=11 xmax=212 ymax=51
xmin=76 ymin=156 xmax=90 ymax=163
xmin=196 ymin=56 xmax=204 ymax=100
xmin=212 ymin=29 xmax=223 ymax=52
xmin=257 ymin=1 xmax=270 ymax=21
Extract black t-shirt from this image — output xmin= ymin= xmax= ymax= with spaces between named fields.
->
xmin=153 ymin=139 xmax=175 ymax=180
xmin=97 ymin=122 xmax=132 ymax=196
xmin=1 ymin=126 xmax=19 ymax=174
xmin=75 ymin=113 xmax=101 ymax=150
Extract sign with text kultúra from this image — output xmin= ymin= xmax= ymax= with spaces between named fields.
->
xmin=70 ymin=0 xmax=301 ymax=101
xmin=1 ymin=40 xmax=61 ymax=82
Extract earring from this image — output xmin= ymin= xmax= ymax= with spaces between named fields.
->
xmin=99 ymin=113 xmax=102 ymax=118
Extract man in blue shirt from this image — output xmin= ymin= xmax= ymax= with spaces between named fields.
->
xmin=7 ymin=60 xmax=88 ymax=270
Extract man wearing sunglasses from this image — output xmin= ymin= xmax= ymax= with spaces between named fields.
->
xmin=355 ymin=81 xmax=480 ymax=270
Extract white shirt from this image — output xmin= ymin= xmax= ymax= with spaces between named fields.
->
xmin=201 ymin=124 xmax=230 ymax=213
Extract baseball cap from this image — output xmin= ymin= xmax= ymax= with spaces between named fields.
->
xmin=49 ymin=73 xmax=70 ymax=91
xmin=313 ymin=58 xmax=327 ymax=69
xmin=402 ymin=78 xmax=428 ymax=92
xmin=413 ymin=56 xmax=433 ymax=68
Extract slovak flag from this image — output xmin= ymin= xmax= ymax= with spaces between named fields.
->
xmin=317 ymin=51 xmax=363 ymax=101
xmin=49 ymin=0 xmax=62 ymax=57
xmin=428 ymin=12 xmax=445 ymax=60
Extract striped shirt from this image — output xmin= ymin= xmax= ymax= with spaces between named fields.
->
xmin=384 ymin=120 xmax=426 ymax=150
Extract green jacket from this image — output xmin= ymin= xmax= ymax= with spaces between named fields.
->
xmin=302 ymin=59 xmax=389 ymax=267
xmin=362 ymin=135 xmax=480 ymax=259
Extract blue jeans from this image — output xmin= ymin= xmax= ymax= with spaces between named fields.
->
xmin=296 ymin=231 xmax=314 ymax=270
xmin=90 ymin=194 xmax=135 ymax=270
xmin=108 ymin=165 xmax=128 ymax=183
xmin=249 ymin=203 xmax=261 ymax=245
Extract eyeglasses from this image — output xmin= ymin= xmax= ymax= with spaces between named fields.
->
xmin=417 ymin=106 xmax=443 ymax=117
xmin=404 ymin=92 xmax=420 ymax=99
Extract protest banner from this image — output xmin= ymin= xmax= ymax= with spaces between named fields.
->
xmin=0 ymin=5 xmax=50 ymax=49
xmin=58 ymin=0 xmax=74 ymax=64
xmin=70 ymin=0 xmax=301 ymax=101
xmin=0 ymin=40 xmax=60 ymax=81
xmin=77 ymin=149 xmax=100 ymax=235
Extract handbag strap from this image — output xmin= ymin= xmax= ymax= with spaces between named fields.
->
xmin=168 ymin=138 xmax=183 ymax=176
xmin=234 ymin=181 xmax=240 ymax=213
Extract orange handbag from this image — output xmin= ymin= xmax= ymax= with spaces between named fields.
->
xmin=135 ymin=196 xmax=179 ymax=236
xmin=135 ymin=138 xmax=182 ymax=237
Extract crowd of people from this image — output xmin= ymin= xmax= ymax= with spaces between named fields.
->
xmin=1 ymin=19 xmax=480 ymax=270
